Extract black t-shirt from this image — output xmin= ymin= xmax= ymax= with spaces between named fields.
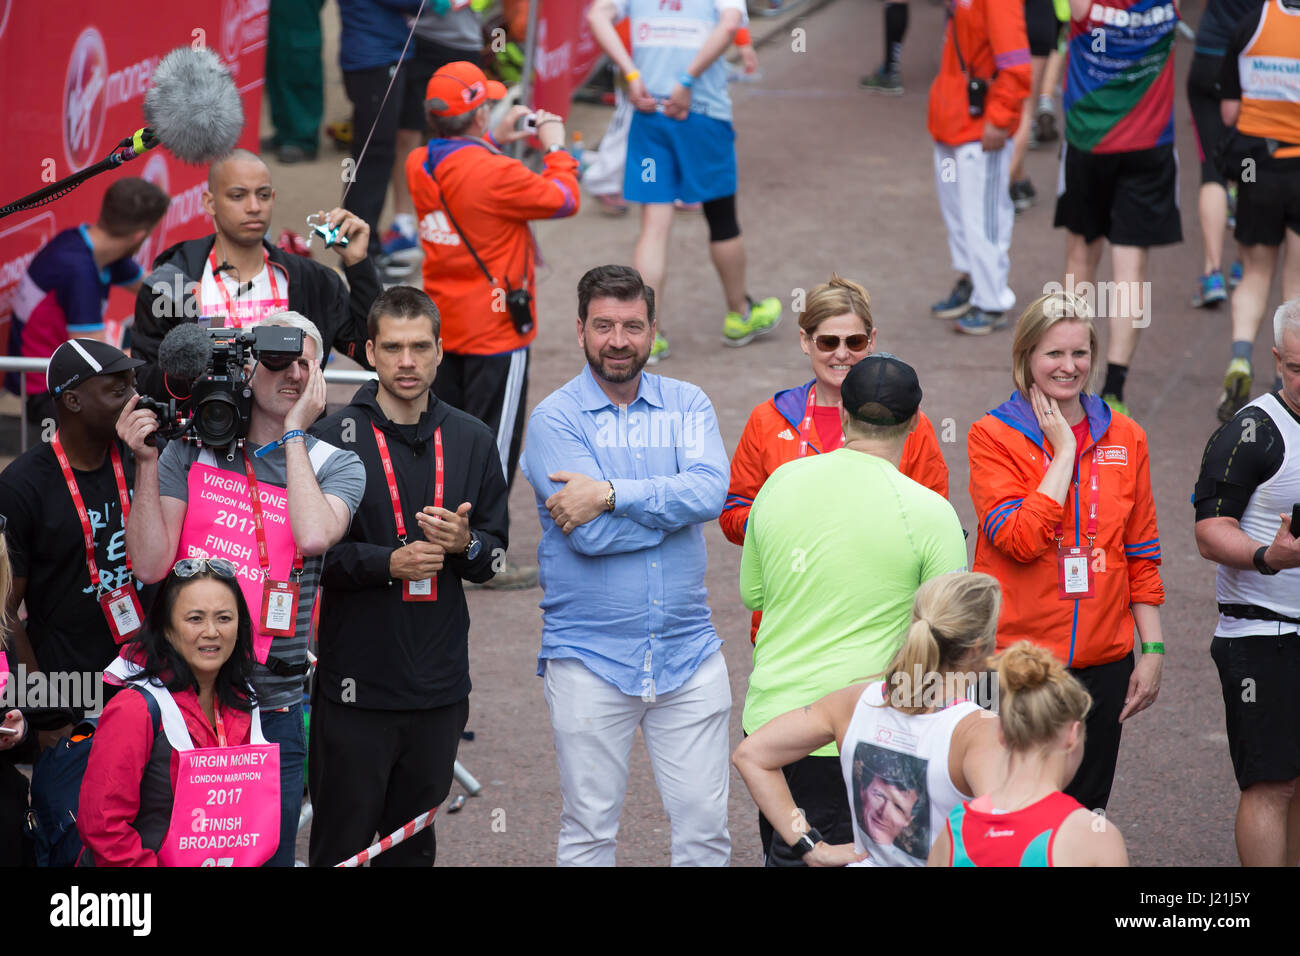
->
xmin=0 ymin=441 xmax=156 ymax=678
xmin=1194 ymin=393 xmax=1298 ymax=521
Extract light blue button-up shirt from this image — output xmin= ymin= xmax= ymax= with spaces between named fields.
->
xmin=521 ymin=365 xmax=729 ymax=697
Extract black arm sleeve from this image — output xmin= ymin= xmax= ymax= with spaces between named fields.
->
xmin=328 ymin=259 xmax=380 ymax=370
xmin=1218 ymin=7 xmax=1260 ymax=100
xmin=1193 ymin=408 xmax=1285 ymax=521
xmin=131 ymin=269 xmax=177 ymax=402
xmin=446 ymin=427 xmax=510 ymax=584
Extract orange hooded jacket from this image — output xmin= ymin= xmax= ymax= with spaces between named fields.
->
xmin=927 ymin=0 xmax=1032 ymax=145
xmin=406 ymin=138 xmax=579 ymax=356
xmin=968 ymin=392 xmax=1163 ymax=669
xmin=722 ymin=380 xmax=950 ymax=641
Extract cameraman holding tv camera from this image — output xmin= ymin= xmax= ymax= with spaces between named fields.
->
xmin=405 ymin=61 xmax=580 ymax=589
xmin=116 ymin=310 xmax=366 ymax=867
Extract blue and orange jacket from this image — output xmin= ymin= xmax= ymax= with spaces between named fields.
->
xmin=967 ymin=392 xmax=1163 ymax=669
xmin=722 ymin=380 xmax=950 ymax=641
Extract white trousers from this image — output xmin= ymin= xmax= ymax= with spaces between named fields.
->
xmin=581 ymin=89 xmax=633 ymax=197
xmin=933 ymin=140 xmax=1017 ymax=313
xmin=543 ymin=652 xmax=732 ymax=867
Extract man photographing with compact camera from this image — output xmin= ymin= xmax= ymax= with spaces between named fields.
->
xmin=116 ymin=310 xmax=366 ymax=867
xmin=405 ymin=60 xmax=581 ymax=589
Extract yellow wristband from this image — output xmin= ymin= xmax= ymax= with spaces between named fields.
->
xmin=624 ymin=69 xmax=640 ymax=82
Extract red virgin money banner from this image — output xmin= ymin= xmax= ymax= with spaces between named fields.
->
xmin=0 ymin=0 xmax=266 ymax=352
xmin=530 ymin=0 xmax=605 ymax=119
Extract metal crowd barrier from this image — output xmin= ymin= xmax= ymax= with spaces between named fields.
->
xmin=0 ymin=356 xmax=377 ymax=454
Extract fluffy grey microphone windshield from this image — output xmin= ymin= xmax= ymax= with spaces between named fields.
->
xmin=144 ymin=47 xmax=244 ymax=164
xmin=158 ymin=322 xmax=214 ymax=385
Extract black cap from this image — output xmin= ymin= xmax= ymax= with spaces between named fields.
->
xmin=47 ymin=339 xmax=145 ymax=397
xmin=840 ymin=354 xmax=922 ymax=426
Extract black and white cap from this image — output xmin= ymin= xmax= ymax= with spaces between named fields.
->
xmin=47 ymin=339 xmax=145 ymax=397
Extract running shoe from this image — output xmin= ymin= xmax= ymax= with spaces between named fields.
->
xmin=1229 ymin=260 xmax=1243 ymax=289
xmin=931 ymin=275 xmax=974 ymax=320
xmin=380 ymin=226 xmax=420 ymax=260
xmin=1010 ymin=179 xmax=1037 ymax=214
xmin=1102 ymin=393 xmax=1131 ymax=417
xmin=1191 ymin=270 xmax=1228 ymax=308
xmin=955 ymin=306 xmax=1008 ymax=335
xmin=723 ymin=296 xmax=784 ymax=347
xmin=860 ymin=69 xmax=903 ymax=95
xmin=1218 ymin=357 xmax=1253 ymax=423
xmin=646 ymin=331 xmax=671 ymax=365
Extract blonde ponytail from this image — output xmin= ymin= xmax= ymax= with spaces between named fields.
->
xmin=881 ymin=572 xmax=1001 ymax=715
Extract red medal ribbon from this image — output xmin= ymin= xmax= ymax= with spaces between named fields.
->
xmin=52 ymin=434 xmax=133 ymax=590
xmin=206 ymin=249 xmax=283 ymax=328
xmin=242 ymin=452 xmax=302 ymax=579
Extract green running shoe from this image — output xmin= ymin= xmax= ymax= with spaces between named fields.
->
xmin=723 ymin=296 xmax=783 ymax=347
xmin=646 ymin=331 xmax=671 ymax=365
xmin=1102 ymin=393 xmax=1130 ymax=418
xmin=1218 ymin=357 xmax=1253 ymax=423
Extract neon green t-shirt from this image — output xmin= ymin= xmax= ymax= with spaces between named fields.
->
xmin=740 ymin=449 xmax=968 ymax=756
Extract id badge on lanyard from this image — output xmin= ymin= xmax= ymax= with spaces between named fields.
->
xmin=53 ymin=435 xmax=144 ymax=643
xmin=373 ymin=424 xmax=444 ymax=602
xmin=1053 ymin=447 xmax=1100 ymax=601
xmin=242 ymin=455 xmax=303 ymax=635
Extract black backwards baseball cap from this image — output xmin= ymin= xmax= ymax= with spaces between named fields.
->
xmin=47 ymin=339 xmax=145 ymax=397
xmin=840 ymin=353 xmax=922 ymax=426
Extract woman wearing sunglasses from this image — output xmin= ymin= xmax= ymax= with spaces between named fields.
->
xmin=77 ymin=558 xmax=281 ymax=867
xmin=721 ymin=273 xmax=951 ymax=865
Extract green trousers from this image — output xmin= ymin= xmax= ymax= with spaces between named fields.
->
xmin=265 ymin=0 xmax=325 ymax=150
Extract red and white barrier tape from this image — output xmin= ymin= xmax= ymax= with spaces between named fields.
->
xmin=334 ymin=807 xmax=439 ymax=868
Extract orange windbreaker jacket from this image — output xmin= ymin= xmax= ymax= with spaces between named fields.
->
xmin=968 ymin=392 xmax=1164 ymax=669
xmin=406 ymin=138 xmax=579 ymax=356
xmin=927 ymin=0 xmax=1032 ymax=145
xmin=722 ymin=380 xmax=950 ymax=641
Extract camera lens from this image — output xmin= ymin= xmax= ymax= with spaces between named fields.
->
xmin=196 ymin=395 xmax=238 ymax=447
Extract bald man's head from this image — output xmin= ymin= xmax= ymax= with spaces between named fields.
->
xmin=203 ymin=149 xmax=274 ymax=250
xmin=207 ymin=148 xmax=268 ymax=189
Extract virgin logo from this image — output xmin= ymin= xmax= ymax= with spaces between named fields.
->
xmin=220 ymin=0 xmax=245 ymax=64
xmin=64 ymin=27 xmax=109 ymax=173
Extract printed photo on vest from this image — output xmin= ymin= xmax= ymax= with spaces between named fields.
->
xmin=852 ymin=743 xmax=930 ymax=864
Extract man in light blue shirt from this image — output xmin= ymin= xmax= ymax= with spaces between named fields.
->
xmin=521 ymin=264 xmax=732 ymax=866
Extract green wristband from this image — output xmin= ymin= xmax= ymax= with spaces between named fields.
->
xmin=1140 ymin=642 xmax=1165 ymax=655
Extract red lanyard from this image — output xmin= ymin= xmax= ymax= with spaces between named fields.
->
xmin=797 ymin=384 xmax=819 ymax=458
xmin=52 ymin=433 xmax=132 ymax=591
xmin=1043 ymin=442 xmax=1101 ymax=546
xmin=241 ymin=453 xmax=302 ymax=580
xmin=206 ymin=249 xmax=283 ymax=328
xmin=372 ymin=424 xmax=443 ymax=543
xmin=213 ymin=703 xmax=228 ymax=748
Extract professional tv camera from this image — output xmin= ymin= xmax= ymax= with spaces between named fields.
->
xmin=141 ymin=324 xmax=304 ymax=453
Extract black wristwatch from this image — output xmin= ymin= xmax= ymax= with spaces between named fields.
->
xmin=791 ymin=827 xmax=824 ymax=859
xmin=1253 ymin=545 xmax=1279 ymax=575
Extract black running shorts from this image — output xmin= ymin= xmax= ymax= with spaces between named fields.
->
xmin=1235 ymin=158 xmax=1300 ymax=247
xmin=1054 ymin=143 xmax=1183 ymax=247
xmin=1211 ymin=633 xmax=1300 ymax=790
xmin=1025 ymin=0 xmax=1060 ymax=58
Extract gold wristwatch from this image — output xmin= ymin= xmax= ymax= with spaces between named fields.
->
xmin=604 ymin=482 xmax=616 ymax=512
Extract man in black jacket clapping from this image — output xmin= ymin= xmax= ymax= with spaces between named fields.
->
xmin=308 ymin=285 xmax=509 ymax=867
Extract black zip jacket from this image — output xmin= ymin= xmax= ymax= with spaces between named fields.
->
xmin=131 ymin=235 xmax=379 ymax=401
xmin=311 ymin=382 xmax=509 ymax=710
